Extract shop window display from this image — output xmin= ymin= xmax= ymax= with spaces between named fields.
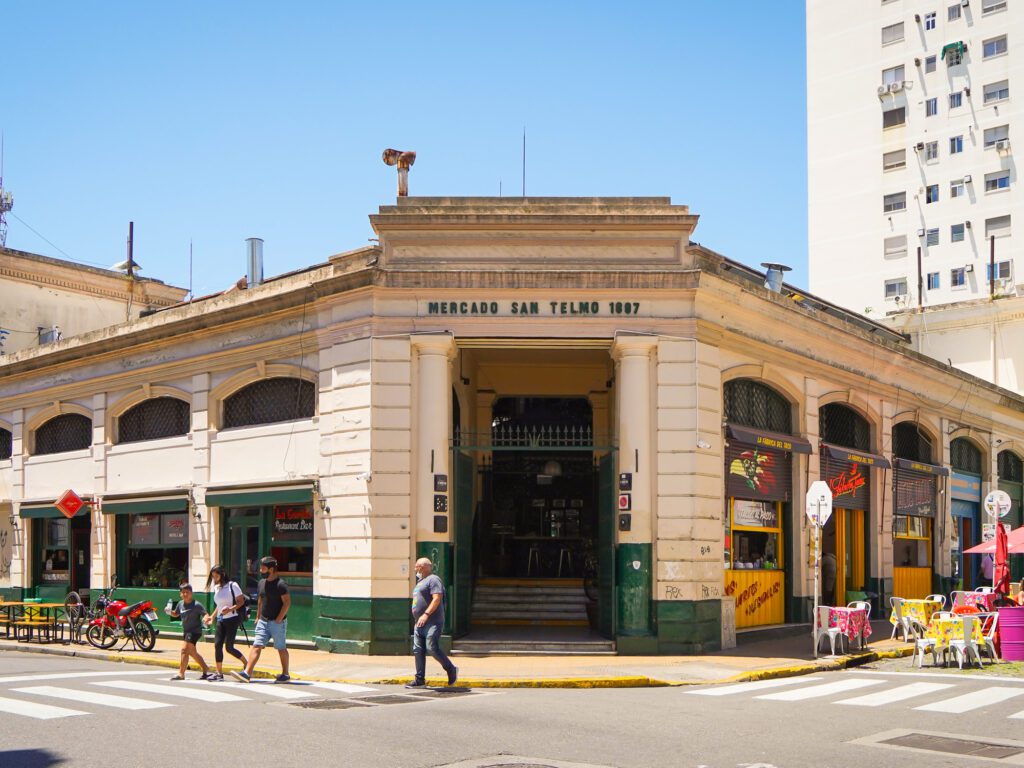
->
xmin=39 ymin=519 xmax=70 ymax=584
xmin=123 ymin=512 xmax=188 ymax=588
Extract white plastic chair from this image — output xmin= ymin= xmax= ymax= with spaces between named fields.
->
xmin=975 ymin=586 xmax=995 ymax=594
xmin=910 ymin=619 xmax=938 ymax=667
xmin=950 ymin=590 xmax=968 ymax=608
xmin=978 ymin=612 xmax=1000 ymax=662
xmin=948 ymin=615 xmax=984 ymax=669
xmin=816 ymin=605 xmax=845 ymax=656
xmin=925 ymin=593 xmax=946 ymax=609
xmin=889 ymin=597 xmax=911 ymax=642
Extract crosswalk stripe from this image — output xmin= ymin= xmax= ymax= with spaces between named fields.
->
xmin=0 ymin=695 xmax=88 ymax=720
xmin=756 ymin=678 xmax=884 ymax=701
xmin=1007 ymin=709 xmax=1024 ymax=719
xmin=0 ymin=671 xmax=167 ymax=684
xmin=915 ymin=686 xmax=1024 ymax=714
xmin=94 ymin=680 xmax=250 ymax=703
xmin=688 ymin=677 xmax=824 ymax=696
xmin=836 ymin=682 xmax=955 ymax=707
xmin=13 ymin=685 xmax=171 ymax=710
xmin=219 ymin=681 xmax=322 ymax=699
xmin=308 ymin=681 xmax=376 ymax=695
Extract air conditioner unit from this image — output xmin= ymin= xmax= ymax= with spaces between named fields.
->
xmin=965 ymin=264 xmax=974 ymax=272
xmin=915 ymin=57 xmax=922 ymax=66
xmin=965 ymin=220 xmax=972 ymax=228
xmin=996 ymin=138 xmax=1011 ymax=150
xmin=915 ymin=13 xmax=921 ymax=22
xmin=878 ymin=84 xmax=889 ymax=95
xmin=964 ymin=86 xmax=971 ymax=96
xmin=962 ymin=0 xmax=969 ymax=7
xmin=963 ymin=174 xmax=972 ymax=183
xmin=916 ymin=141 xmax=925 ymax=151
xmin=889 ymin=82 xmax=904 ymax=92
xmin=917 ymin=228 xmax=927 ymax=237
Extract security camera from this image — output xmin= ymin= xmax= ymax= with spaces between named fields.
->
xmin=356 ymin=471 xmax=372 ymax=482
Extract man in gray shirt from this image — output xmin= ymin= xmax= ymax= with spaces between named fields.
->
xmin=407 ymin=557 xmax=457 ymax=688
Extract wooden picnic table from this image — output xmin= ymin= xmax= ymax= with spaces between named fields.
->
xmin=1 ymin=602 xmax=68 ymax=643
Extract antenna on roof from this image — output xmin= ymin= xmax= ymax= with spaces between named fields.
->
xmin=0 ymin=133 xmax=13 ymax=248
xmin=522 ymin=127 xmax=526 ymax=197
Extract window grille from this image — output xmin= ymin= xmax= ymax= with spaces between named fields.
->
xmin=0 ymin=428 xmax=11 ymax=460
xmin=723 ymin=379 xmax=791 ymax=434
xmin=119 ymin=398 xmax=191 ymax=444
xmin=223 ymin=377 xmax=315 ymax=429
xmin=34 ymin=414 xmax=92 ymax=456
xmin=893 ymin=422 xmax=933 ymax=462
xmin=819 ymin=404 xmax=870 ymax=451
xmin=950 ymin=437 xmax=982 ymax=474
xmin=998 ymin=450 xmax=1024 ymax=483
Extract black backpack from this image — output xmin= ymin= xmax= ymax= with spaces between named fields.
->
xmin=229 ymin=582 xmax=251 ymax=621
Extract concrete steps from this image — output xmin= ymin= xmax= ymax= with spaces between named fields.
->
xmin=470 ymin=580 xmax=590 ymax=627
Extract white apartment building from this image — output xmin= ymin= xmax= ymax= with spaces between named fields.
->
xmin=808 ymin=0 xmax=1022 ymax=314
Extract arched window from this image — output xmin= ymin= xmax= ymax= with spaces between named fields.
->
xmin=34 ymin=414 xmax=92 ymax=456
xmin=892 ymin=422 xmax=933 ymax=462
xmin=998 ymin=450 xmax=1023 ymax=483
xmin=118 ymin=398 xmax=191 ymax=444
xmin=223 ymin=377 xmax=315 ymax=429
xmin=723 ymin=379 xmax=791 ymax=434
xmin=819 ymin=403 xmax=870 ymax=451
xmin=0 ymin=428 xmax=11 ymax=460
xmin=950 ymin=437 xmax=983 ymax=474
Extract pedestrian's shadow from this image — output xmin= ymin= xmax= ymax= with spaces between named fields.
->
xmin=0 ymin=749 xmax=65 ymax=767
xmin=424 ymin=685 xmax=473 ymax=694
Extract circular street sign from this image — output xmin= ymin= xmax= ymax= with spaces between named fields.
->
xmin=984 ymin=489 xmax=1013 ymax=519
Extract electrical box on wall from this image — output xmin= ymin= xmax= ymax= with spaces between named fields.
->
xmin=433 ymin=515 xmax=448 ymax=534
xmin=618 ymin=513 xmax=632 ymax=532
xmin=433 ymin=495 xmax=448 ymax=513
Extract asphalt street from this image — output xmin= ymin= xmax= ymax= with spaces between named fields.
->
xmin=2 ymin=650 xmax=1024 ymax=768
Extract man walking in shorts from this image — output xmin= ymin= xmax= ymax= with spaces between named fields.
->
xmin=406 ymin=557 xmax=457 ymax=688
xmin=232 ymin=556 xmax=290 ymax=683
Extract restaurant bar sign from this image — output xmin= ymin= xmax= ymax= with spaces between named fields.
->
xmin=423 ymin=300 xmax=643 ymax=316
xmin=274 ymin=506 xmax=313 ymax=540
xmin=131 ymin=513 xmax=188 ymax=546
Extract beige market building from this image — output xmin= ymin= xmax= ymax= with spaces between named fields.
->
xmin=2 ymin=196 xmax=1023 ymax=654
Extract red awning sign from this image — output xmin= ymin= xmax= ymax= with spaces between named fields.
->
xmin=55 ymin=490 xmax=86 ymax=519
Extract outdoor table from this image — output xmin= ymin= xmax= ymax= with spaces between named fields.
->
xmin=819 ymin=606 xmax=872 ymax=649
xmin=925 ymin=615 xmax=984 ymax=665
xmin=5 ymin=602 xmax=67 ymax=644
xmin=958 ymin=592 xmax=997 ymax=612
xmin=889 ymin=598 xmax=942 ymax=629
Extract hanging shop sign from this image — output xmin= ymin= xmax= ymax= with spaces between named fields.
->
xmin=273 ymin=506 xmax=314 ymax=540
xmin=952 ymin=472 xmax=983 ymax=502
xmin=732 ymin=499 xmax=779 ymax=528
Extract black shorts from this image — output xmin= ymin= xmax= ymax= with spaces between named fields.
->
xmin=183 ymin=631 xmax=202 ymax=644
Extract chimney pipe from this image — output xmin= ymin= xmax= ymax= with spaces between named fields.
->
xmin=760 ymin=262 xmax=792 ymax=294
xmin=246 ymin=237 xmax=264 ymax=287
xmin=382 ymin=149 xmax=417 ymax=197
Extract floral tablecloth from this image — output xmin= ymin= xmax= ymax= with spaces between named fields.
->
xmin=925 ymin=615 xmax=984 ymax=648
xmin=818 ymin=606 xmax=872 ymax=643
xmin=955 ymin=592 xmax=997 ymax=612
xmin=889 ymin=598 xmax=942 ymax=627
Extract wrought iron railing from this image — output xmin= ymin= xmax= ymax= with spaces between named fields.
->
xmin=454 ymin=425 xmax=613 ymax=450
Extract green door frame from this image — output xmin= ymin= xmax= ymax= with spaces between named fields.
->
xmin=222 ymin=510 xmax=266 ymax=593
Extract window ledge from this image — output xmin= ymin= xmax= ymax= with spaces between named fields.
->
xmin=25 ymin=449 xmax=91 ymax=464
xmin=986 ymin=187 xmax=1011 ymax=195
xmin=109 ymin=435 xmax=193 ymax=454
xmin=211 ymin=418 xmax=319 ymax=442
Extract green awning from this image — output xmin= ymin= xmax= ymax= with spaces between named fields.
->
xmin=205 ymin=486 xmax=313 ymax=508
xmin=102 ymin=496 xmax=188 ymax=515
xmin=941 ymin=41 xmax=965 ymax=60
xmin=19 ymin=505 xmax=89 ymax=519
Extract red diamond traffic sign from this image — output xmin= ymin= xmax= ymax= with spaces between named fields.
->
xmin=54 ymin=490 xmax=86 ymax=519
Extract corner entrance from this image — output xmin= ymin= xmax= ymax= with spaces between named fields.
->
xmin=451 ymin=395 xmax=616 ymax=652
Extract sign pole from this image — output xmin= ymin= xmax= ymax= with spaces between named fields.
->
xmin=813 ymin=504 xmax=820 ymax=659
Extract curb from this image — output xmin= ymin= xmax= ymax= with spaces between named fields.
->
xmin=0 ymin=640 xmax=914 ymax=690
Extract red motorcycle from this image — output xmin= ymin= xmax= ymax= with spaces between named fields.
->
xmin=85 ymin=580 xmax=158 ymax=651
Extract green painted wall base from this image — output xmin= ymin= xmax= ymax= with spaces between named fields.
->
xmin=0 ymin=587 xmax=24 ymax=603
xmin=652 ymin=600 xmax=722 ymax=654
xmin=312 ymin=596 xmax=410 ymax=655
xmin=616 ymin=544 xmax=651 ymax=635
xmin=417 ymin=541 xmax=453 ymax=635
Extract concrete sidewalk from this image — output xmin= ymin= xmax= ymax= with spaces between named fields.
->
xmin=0 ymin=621 xmax=914 ymax=688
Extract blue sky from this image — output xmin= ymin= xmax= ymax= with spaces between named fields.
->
xmin=4 ymin=2 xmax=808 ymax=297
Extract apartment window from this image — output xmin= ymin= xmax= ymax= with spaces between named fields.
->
xmin=984 ymin=125 xmax=1009 ymax=148
xmin=925 ymin=141 xmax=939 ymax=161
xmin=985 ymin=170 xmax=1011 ymax=192
xmin=882 ymin=23 xmax=905 ymax=45
xmin=986 ymin=214 xmax=1012 ymax=237
xmin=987 ymin=261 xmax=1012 ymax=280
xmin=926 ymin=228 xmax=940 ymax=246
xmin=926 ymin=98 xmax=938 ymax=117
xmin=885 ymin=235 xmax=908 ymax=258
xmin=885 ymin=278 xmax=908 ymax=298
xmin=883 ymin=106 xmax=906 ymax=129
xmin=951 ymin=223 xmax=966 ymax=242
xmin=984 ymin=80 xmax=1010 ymax=104
xmin=950 ymin=135 xmax=963 ymax=154
xmin=951 ymin=179 xmax=966 ymax=198
xmin=927 ymin=272 xmax=941 ymax=290
xmin=982 ymin=0 xmax=1007 ymax=15
xmin=884 ymin=192 xmax=907 ymax=212
xmin=925 ymin=55 xmax=937 ymax=73
xmin=882 ymin=65 xmax=906 ymax=85
xmin=984 ymin=36 xmax=1008 ymax=59
xmin=951 ymin=267 xmax=966 ymax=287
xmin=883 ymin=149 xmax=907 ymax=170
xmin=926 ymin=184 xmax=940 ymax=203
xmin=948 ymin=4 xmax=962 ymax=20
xmin=925 ymin=12 xmax=937 ymax=30
xmin=949 ymin=91 xmax=963 ymax=109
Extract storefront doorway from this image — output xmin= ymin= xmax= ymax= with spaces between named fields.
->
xmin=451 ymin=396 xmax=616 ymax=645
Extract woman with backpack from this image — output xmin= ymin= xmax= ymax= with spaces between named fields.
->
xmin=203 ymin=565 xmax=248 ymax=681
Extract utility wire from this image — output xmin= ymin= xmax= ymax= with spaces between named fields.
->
xmin=9 ymin=213 xmax=118 ymax=271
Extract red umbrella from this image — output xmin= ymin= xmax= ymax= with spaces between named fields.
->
xmin=964 ymin=526 xmax=1024 ymax=554
xmin=995 ymin=522 xmax=1011 ymax=596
